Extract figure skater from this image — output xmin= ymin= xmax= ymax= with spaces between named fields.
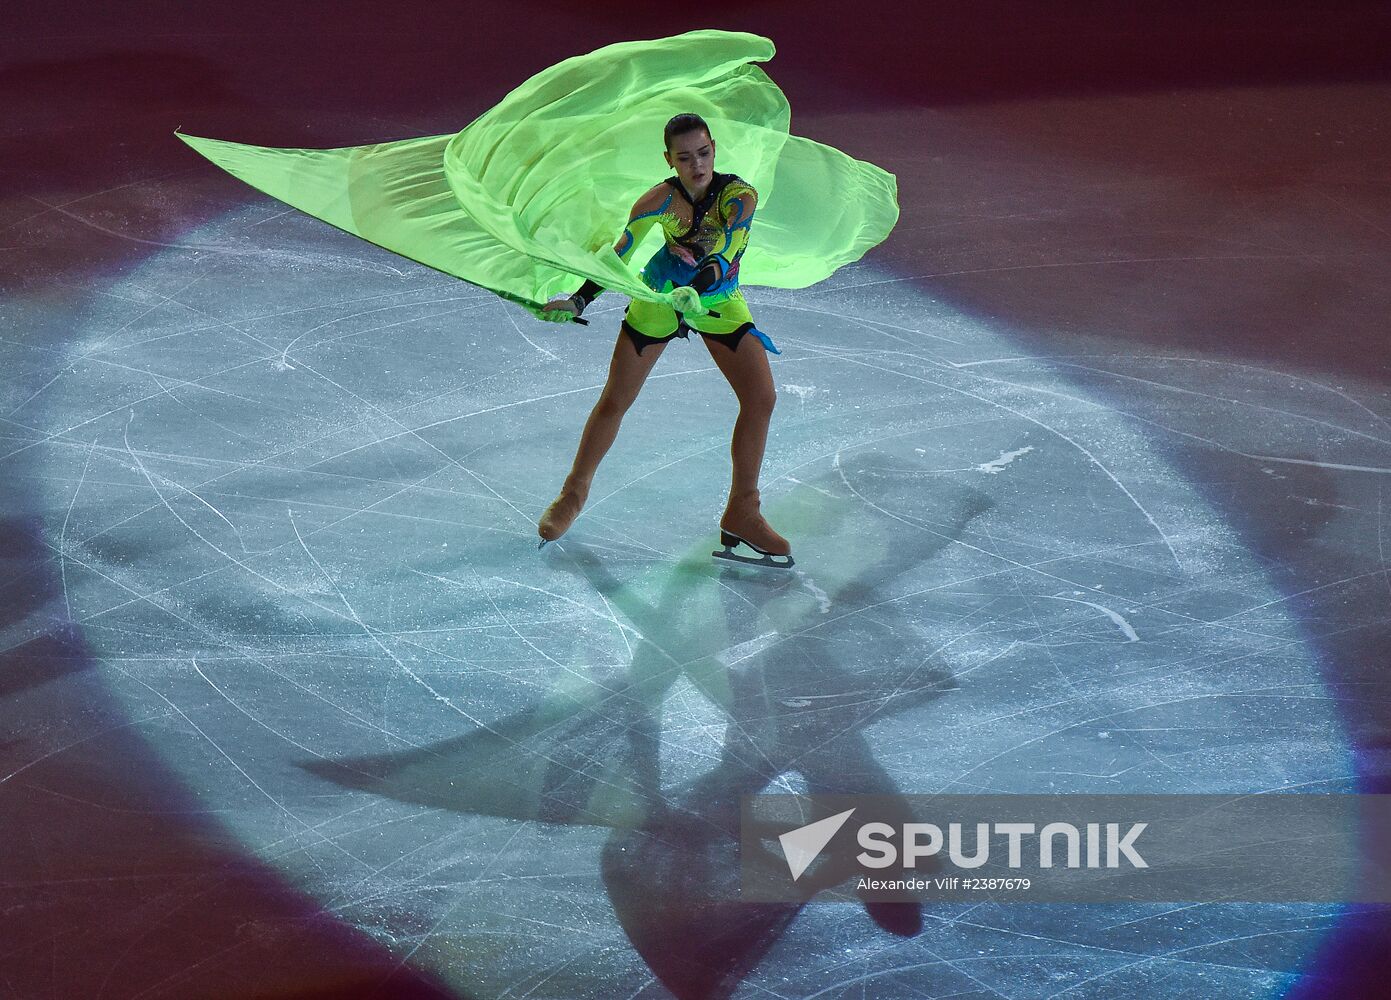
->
xmin=537 ymin=113 xmax=792 ymax=568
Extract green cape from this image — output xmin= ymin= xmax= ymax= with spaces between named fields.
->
xmin=177 ymin=30 xmax=899 ymax=322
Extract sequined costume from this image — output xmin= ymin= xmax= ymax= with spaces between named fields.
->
xmin=575 ymin=171 xmax=776 ymax=354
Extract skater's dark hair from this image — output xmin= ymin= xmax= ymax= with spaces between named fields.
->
xmin=664 ymin=113 xmax=711 ymax=150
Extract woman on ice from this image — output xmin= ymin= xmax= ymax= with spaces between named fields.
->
xmin=176 ymin=32 xmax=897 ymax=571
xmin=536 ymin=113 xmax=791 ymax=566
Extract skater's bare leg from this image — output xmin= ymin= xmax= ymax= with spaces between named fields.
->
xmin=704 ymin=333 xmax=789 ymax=556
xmin=573 ymin=331 xmax=666 ymax=483
xmin=704 ymin=332 xmax=775 ymax=494
xmin=539 ymin=331 xmax=666 ymax=542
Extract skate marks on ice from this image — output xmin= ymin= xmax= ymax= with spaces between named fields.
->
xmin=10 ymin=175 xmax=1373 ymax=997
xmin=24 ymin=303 xmax=1358 ymax=998
xmin=306 ymin=457 xmax=991 ymax=998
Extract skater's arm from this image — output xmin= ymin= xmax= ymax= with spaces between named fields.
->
xmin=613 ymin=186 xmax=669 ymax=266
xmin=689 ymin=183 xmax=756 ymax=293
xmin=568 ymin=277 xmax=605 ymax=313
xmin=546 ymin=186 xmax=669 ymax=318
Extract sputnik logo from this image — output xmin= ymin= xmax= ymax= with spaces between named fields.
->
xmin=778 ymin=808 xmax=856 ymax=881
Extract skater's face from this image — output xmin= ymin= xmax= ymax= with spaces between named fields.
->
xmin=665 ymin=129 xmax=715 ymax=194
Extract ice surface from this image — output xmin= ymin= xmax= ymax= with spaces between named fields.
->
xmin=3 ymin=43 xmax=1389 ymax=1000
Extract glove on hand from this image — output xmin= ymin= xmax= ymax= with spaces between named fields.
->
xmin=670 ymin=285 xmax=708 ymax=317
xmin=539 ymin=295 xmax=581 ymax=323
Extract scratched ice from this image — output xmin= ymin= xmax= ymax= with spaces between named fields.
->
xmin=4 ymin=87 xmax=1389 ymax=1000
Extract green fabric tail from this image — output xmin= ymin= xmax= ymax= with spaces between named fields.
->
xmin=176 ymin=30 xmax=899 ymax=325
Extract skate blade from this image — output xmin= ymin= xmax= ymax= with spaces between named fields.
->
xmin=712 ymin=532 xmax=795 ymax=570
xmin=712 ymin=547 xmax=795 ymax=569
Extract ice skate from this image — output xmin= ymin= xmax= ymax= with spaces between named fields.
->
xmin=713 ymin=489 xmax=794 ymax=569
xmin=537 ymin=475 xmax=589 ymax=548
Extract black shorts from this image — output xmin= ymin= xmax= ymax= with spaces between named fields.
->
xmin=620 ymin=318 xmax=763 ymax=357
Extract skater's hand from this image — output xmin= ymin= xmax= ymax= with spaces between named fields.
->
xmin=670 ymin=285 xmax=708 ymax=316
xmin=539 ymin=295 xmax=581 ymax=323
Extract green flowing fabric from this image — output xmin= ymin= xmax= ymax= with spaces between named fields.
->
xmin=176 ymin=30 xmax=898 ymax=322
